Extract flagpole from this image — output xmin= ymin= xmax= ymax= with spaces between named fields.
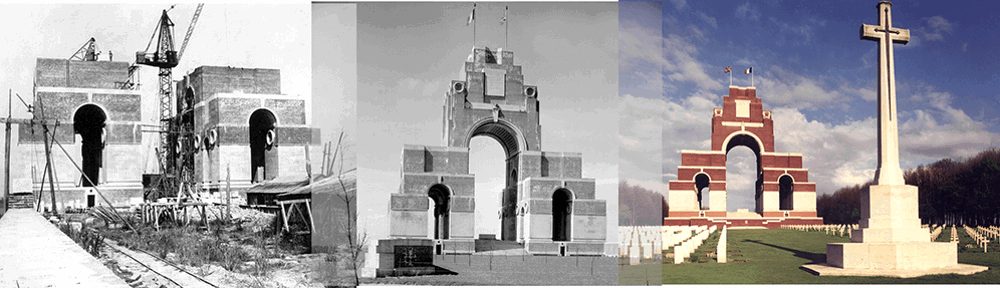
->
xmin=730 ymin=70 xmax=732 ymax=87
xmin=473 ymin=3 xmax=477 ymax=49
xmin=505 ymin=7 xmax=508 ymax=49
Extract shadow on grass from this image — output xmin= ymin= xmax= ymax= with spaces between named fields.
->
xmin=743 ymin=239 xmax=826 ymax=264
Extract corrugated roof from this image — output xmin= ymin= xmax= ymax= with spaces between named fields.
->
xmin=244 ymin=175 xmax=310 ymax=195
xmin=277 ymin=168 xmax=357 ymax=200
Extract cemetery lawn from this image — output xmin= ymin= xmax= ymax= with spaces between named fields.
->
xmin=655 ymin=228 xmax=1000 ymax=284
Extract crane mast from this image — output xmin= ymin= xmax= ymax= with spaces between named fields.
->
xmin=135 ymin=4 xmax=203 ymax=199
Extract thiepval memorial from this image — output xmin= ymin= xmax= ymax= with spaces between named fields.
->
xmin=801 ymin=1 xmax=987 ymax=277
xmin=14 ymin=50 xmax=316 ymax=211
xmin=377 ymin=48 xmax=608 ymax=276
xmin=664 ymin=85 xmax=823 ymax=228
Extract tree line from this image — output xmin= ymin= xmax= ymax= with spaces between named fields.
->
xmin=618 ymin=180 xmax=667 ymax=226
xmin=818 ymin=148 xmax=1000 ymax=226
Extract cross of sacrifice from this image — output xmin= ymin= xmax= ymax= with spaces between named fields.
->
xmin=860 ymin=1 xmax=910 ymax=186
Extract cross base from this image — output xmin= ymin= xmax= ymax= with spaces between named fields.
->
xmin=804 ymin=241 xmax=988 ymax=277
xmin=802 ymin=262 xmax=988 ymax=278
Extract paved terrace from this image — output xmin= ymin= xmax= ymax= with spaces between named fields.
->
xmin=0 ymin=209 xmax=129 ymax=287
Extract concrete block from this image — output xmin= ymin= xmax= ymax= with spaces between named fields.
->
xmin=389 ymin=210 xmax=427 ymax=238
xmin=389 ymin=194 xmax=428 ymax=211
xmin=572 ymin=215 xmax=606 ymax=241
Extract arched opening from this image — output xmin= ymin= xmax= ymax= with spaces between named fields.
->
xmin=467 ymin=120 xmax=522 ymax=241
xmin=428 ymin=184 xmax=451 ymax=240
xmin=724 ymin=133 xmax=763 ymax=214
xmin=552 ymin=188 xmax=573 ymax=242
xmin=694 ymin=173 xmax=710 ymax=210
xmin=74 ymin=104 xmax=106 ymax=187
xmin=249 ymin=109 xmax=277 ymax=183
xmin=779 ymin=175 xmax=794 ymax=211
xmin=470 ymin=136 xmax=504 ymax=239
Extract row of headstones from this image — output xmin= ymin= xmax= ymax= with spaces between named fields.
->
xmin=781 ymin=224 xmax=858 ymax=238
xmin=978 ymin=226 xmax=1000 ymax=241
xmin=672 ymin=225 xmax=717 ymax=264
xmin=929 ymin=224 xmax=944 ymax=241
xmin=963 ymin=225 xmax=991 ymax=253
xmin=618 ymin=226 xmax=662 ymax=262
xmin=951 ymin=225 xmax=959 ymax=242
xmin=662 ymin=225 xmax=703 ymax=248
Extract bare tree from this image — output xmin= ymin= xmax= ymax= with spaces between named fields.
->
xmin=328 ymin=131 xmax=365 ymax=286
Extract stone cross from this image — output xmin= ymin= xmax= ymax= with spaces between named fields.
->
xmin=861 ymin=1 xmax=910 ymax=186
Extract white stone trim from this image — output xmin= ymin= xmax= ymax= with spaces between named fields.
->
xmin=679 ymin=150 xmax=724 ymax=155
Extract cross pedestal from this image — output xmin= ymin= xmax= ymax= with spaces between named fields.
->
xmin=801 ymin=1 xmax=988 ymax=278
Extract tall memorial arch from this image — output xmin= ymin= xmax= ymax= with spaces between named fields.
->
xmin=665 ymin=86 xmax=823 ymax=227
xmin=377 ymin=48 xmax=607 ymax=276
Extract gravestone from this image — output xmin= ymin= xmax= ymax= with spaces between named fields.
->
xmin=801 ymin=2 xmax=988 ymax=278
xmin=717 ymin=226 xmax=727 ymax=263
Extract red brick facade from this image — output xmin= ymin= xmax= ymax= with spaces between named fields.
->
xmin=666 ymin=86 xmax=821 ymax=227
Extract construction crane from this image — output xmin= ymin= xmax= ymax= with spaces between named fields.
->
xmin=135 ymin=4 xmax=203 ymax=199
xmin=69 ymin=37 xmax=100 ymax=61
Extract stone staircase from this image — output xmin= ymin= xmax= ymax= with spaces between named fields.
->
xmin=8 ymin=193 xmax=36 ymax=209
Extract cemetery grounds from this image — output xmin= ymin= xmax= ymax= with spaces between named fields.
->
xmin=619 ymin=226 xmax=1000 ymax=284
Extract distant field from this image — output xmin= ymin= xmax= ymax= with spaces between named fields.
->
xmin=619 ymin=228 xmax=1000 ymax=284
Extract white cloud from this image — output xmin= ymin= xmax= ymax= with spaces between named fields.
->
xmin=923 ymin=16 xmax=953 ymax=41
xmin=669 ymin=0 xmax=686 ymax=10
xmin=620 ymin=94 xmax=665 ymax=193
xmin=698 ymin=11 xmax=718 ymax=29
xmin=754 ymin=66 xmax=849 ymax=110
xmin=620 ymin=18 xmax=722 ymax=92
xmin=735 ymin=2 xmax=760 ymax=21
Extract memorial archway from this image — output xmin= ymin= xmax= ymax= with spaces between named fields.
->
xmin=386 ymin=48 xmax=607 ymax=261
xmin=73 ymin=104 xmax=106 ymax=187
xmin=666 ymin=86 xmax=821 ymax=226
xmin=466 ymin=119 xmax=525 ymax=241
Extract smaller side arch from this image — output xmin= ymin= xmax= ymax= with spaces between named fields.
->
xmin=778 ymin=174 xmax=794 ymax=211
xmin=693 ymin=173 xmax=711 ymax=210
xmin=428 ymin=184 xmax=452 ymax=240
xmin=552 ymin=188 xmax=574 ymax=242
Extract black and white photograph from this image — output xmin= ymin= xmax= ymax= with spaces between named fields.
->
xmin=355 ymin=2 xmax=620 ymax=285
xmin=0 ymin=3 xmax=359 ymax=287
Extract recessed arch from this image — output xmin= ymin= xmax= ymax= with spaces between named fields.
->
xmin=465 ymin=117 xmax=529 ymax=241
xmin=464 ymin=117 xmax=528 ymax=155
xmin=552 ymin=188 xmax=574 ymax=242
xmin=428 ymin=184 xmax=452 ymax=240
xmin=73 ymin=104 xmax=107 ymax=187
xmin=694 ymin=173 xmax=710 ymax=210
xmin=249 ymin=108 xmax=278 ymax=183
xmin=724 ymin=133 xmax=764 ymax=215
xmin=779 ymin=174 xmax=794 ymax=211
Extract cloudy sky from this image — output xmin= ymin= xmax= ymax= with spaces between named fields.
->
xmin=619 ymin=2 xmax=665 ymax=195
xmin=0 ymin=4 xmax=320 ymax=182
xmin=655 ymin=0 xmax=1000 ymax=211
xmin=356 ymin=2 xmax=618 ymax=268
xmin=313 ymin=3 xmax=357 ymax=170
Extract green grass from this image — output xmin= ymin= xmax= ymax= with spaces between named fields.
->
xmin=620 ymin=227 xmax=1000 ymax=284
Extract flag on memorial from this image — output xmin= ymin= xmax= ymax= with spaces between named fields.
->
xmin=744 ymin=67 xmax=752 ymax=74
xmin=723 ymin=66 xmax=731 ymax=73
xmin=500 ymin=6 xmax=508 ymax=25
xmin=467 ymin=3 xmax=476 ymax=26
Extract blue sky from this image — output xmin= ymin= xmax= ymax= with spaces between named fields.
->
xmin=650 ymin=0 xmax=1000 ymax=211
